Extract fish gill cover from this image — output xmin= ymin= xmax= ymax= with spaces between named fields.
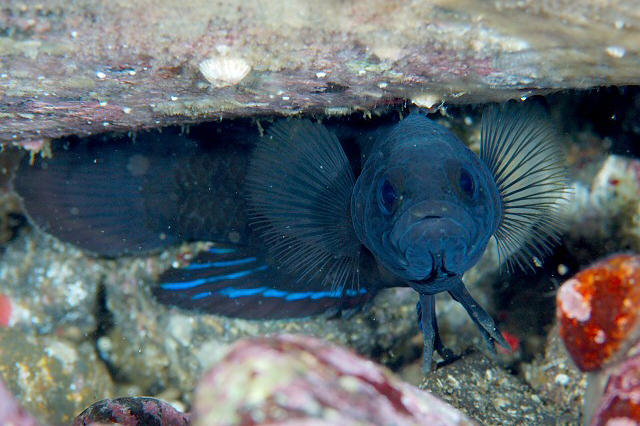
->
xmin=11 ymin=99 xmax=568 ymax=373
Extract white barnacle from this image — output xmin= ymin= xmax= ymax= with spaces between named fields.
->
xmin=198 ymin=56 xmax=251 ymax=88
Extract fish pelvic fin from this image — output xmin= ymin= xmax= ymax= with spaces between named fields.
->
xmin=246 ymin=119 xmax=362 ymax=293
xmin=480 ymin=100 xmax=570 ymax=271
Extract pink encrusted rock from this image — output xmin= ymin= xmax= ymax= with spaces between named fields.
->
xmin=193 ymin=334 xmax=478 ymax=426
xmin=590 ymin=352 xmax=640 ymax=426
xmin=71 ymin=397 xmax=190 ymax=426
xmin=0 ymin=378 xmax=44 ymax=426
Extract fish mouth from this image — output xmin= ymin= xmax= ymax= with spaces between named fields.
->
xmin=390 ymin=202 xmax=475 ymax=281
xmin=408 ymin=254 xmax=459 ymax=293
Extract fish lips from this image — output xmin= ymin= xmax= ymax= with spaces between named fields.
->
xmin=390 ymin=202 xmax=479 ymax=281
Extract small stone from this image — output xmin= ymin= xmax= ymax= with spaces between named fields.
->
xmin=72 ymin=397 xmax=190 ymax=426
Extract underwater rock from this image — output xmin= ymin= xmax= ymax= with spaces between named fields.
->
xmin=566 ymin=155 xmax=640 ymax=261
xmin=0 ymin=327 xmax=114 ymax=425
xmin=0 ymin=225 xmax=101 ymax=337
xmin=192 ymin=334 xmax=478 ymax=426
xmin=0 ymin=377 xmax=44 ymax=426
xmin=3 ymin=1 xmax=640 ymax=144
xmin=556 ymin=254 xmax=640 ymax=425
xmin=522 ymin=324 xmax=586 ymax=419
xmin=71 ymin=397 xmax=190 ymax=426
xmin=421 ymin=350 xmax=576 ymax=425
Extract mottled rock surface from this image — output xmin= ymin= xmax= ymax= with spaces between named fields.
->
xmin=0 ymin=225 xmax=100 ymax=336
xmin=0 ymin=327 xmax=114 ymax=425
xmin=2 ymin=0 xmax=640 ymax=145
xmin=193 ymin=334 xmax=478 ymax=426
xmin=421 ymin=351 xmax=578 ymax=425
xmin=523 ymin=324 xmax=586 ymax=420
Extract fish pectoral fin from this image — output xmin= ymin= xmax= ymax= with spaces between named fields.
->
xmin=447 ymin=279 xmax=510 ymax=353
xmin=153 ymin=244 xmax=373 ymax=319
xmin=246 ymin=119 xmax=362 ymax=293
xmin=480 ymin=100 xmax=569 ymax=272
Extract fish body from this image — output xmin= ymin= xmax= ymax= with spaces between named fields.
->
xmin=13 ymin=102 xmax=567 ymax=371
xmin=352 ymin=114 xmax=502 ymax=287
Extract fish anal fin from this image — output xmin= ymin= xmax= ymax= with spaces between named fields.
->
xmin=153 ymin=244 xmax=372 ymax=319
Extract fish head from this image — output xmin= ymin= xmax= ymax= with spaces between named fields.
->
xmin=352 ymin=114 xmax=502 ymax=288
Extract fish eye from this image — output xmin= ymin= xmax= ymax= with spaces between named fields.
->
xmin=377 ymin=178 xmax=398 ymax=215
xmin=458 ymin=167 xmax=475 ymax=198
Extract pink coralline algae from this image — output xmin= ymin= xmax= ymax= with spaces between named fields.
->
xmin=556 ymin=254 xmax=640 ymax=426
xmin=193 ymin=334 xmax=478 ymax=426
xmin=0 ymin=293 xmax=12 ymax=328
xmin=0 ymin=378 xmax=43 ymax=426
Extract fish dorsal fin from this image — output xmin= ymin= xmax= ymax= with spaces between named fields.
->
xmin=246 ymin=119 xmax=361 ymax=292
xmin=480 ymin=101 xmax=569 ymax=270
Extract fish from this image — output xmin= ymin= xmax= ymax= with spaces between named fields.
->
xmin=12 ymin=101 xmax=568 ymax=372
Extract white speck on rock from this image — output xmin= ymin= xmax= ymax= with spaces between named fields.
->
xmin=554 ymin=373 xmax=570 ymax=385
xmin=45 ymin=340 xmax=78 ymax=366
xmin=606 ymin=46 xmax=626 ymax=58
xmin=169 ymin=315 xmax=194 ymax=346
xmin=412 ymin=93 xmax=440 ymax=109
xmin=65 ymin=280 xmax=88 ymax=306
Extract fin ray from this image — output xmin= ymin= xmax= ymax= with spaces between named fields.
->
xmin=13 ymin=138 xmax=185 ymax=256
xmin=246 ymin=120 xmax=361 ymax=292
xmin=480 ymin=101 xmax=570 ymax=271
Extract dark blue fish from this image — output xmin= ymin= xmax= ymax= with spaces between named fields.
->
xmin=12 ymin=101 xmax=567 ymax=371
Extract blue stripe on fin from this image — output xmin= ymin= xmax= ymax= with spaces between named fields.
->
xmin=208 ymin=247 xmax=237 ymax=254
xmin=153 ymin=245 xmax=375 ymax=320
xmin=160 ymin=265 xmax=269 ymax=290
xmin=184 ymin=257 xmax=257 ymax=270
xmin=197 ymin=285 xmax=367 ymax=301
xmin=192 ymin=291 xmax=212 ymax=300
xmin=217 ymin=286 xmax=269 ymax=298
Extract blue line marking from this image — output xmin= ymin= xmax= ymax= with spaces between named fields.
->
xmin=184 ymin=257 xmax=257 ymax=270
xmin=218 ymin=287 xmax=268 ymax=297
xmin=161 ymin=265 xmax=269 ymax=290
xmin=192 ymin=291 xmax=212 ymax=300
xmin=208 ymin=247 xmax=238 ymax=254
xmin=189 ymin=285 xmax=368 ymax=301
